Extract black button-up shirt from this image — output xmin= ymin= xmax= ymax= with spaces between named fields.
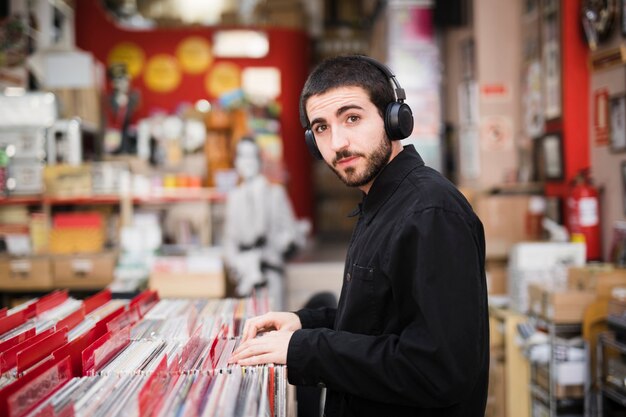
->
xmin=287 ymin=146 xmax=489 ymax=417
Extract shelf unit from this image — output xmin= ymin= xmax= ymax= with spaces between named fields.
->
xmin=596 ymin=332 xmax=626 ymax=416
xmin=0 ymin=189 xmax=227 ymax=305
xmin=488 ymin=306 xmax=531 ymax=417
xmin=0 ymin=188 xmax=226 ymax=239
xmin=529 ymin=316 xmax=588 ymax=417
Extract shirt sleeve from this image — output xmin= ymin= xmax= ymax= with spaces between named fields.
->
xmin=296 ymin=307 xmax=337 ymax=329
xmin=287 ymin=207 xmax=489 ymax=408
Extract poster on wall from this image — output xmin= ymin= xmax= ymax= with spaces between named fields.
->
xmin=542 ymin=0 xmax=561 ymax=120
xmin=387 ymin=3 xmax=442 ymax=170
xmin=541 ymin=133 xmax=564 ymax=180
xmin=479 ymin=115 xmax=514 ymax=151
xmin=594 ymin=88 xmax=610 ymax=146
xmin=610 ymin=94 xmax=626 ymax=152
xmin=523 ymin=60 xmax=544 ymax=139
xmin=480 ymin=83 xmax=511 ymax=103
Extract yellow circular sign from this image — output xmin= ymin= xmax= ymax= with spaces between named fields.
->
xmin=144 ymin=54 xmax=181 ymax=93
xmin=205 ymin=62 xmax=241 ymax=97
xmin=107 ymin=42 xmax=145 ymax=79
xmin=177 ymin=37 xmax=212 ymax=74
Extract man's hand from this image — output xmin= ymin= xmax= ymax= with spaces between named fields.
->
xmin=229 ymin=312 xmax=302 ymax=366
xmin=230 ymin=330 xmax=294 ymax=365
xmin=240 ymin=312 xmax=302 ymax=342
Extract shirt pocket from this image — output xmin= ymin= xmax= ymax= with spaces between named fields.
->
xmin=338 ymin=263 xmax=382 ymax=334
xmin=349 ymin=263 xmax=374 ymax=282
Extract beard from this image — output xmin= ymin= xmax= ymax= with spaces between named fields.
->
xmin=329 ymin=136 xmax=392 ymax=188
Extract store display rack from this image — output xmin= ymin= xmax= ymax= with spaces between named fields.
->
xmin=528 ymin=316 xmax=588 ymax=417
xmin=596 ymin=332 xmax=626 ymax=416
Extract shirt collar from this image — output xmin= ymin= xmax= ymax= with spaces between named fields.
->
xmin=348 ymin=145 xmax=424 ymax=223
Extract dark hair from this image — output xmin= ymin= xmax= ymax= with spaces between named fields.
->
xmin=299 ymin=55 xmax=396 ymax=128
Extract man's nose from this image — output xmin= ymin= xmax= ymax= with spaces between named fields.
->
xmin=329 ymin=126 xmax=349 ymax=152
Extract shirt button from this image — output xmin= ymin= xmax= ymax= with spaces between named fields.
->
xmin=346 ymin=272 xmax=351 ymax=282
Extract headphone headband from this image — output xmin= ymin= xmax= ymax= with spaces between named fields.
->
xmin=356 ymin=55 xmax=407 ymax=102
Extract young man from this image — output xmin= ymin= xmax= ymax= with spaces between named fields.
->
xmin=230 ymin=55 xmax=489 ymax=417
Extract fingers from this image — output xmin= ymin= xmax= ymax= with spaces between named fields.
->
xmin=241 ymin=317 xmax=265 ymax=343
xmin=236 ymin=352 xmax=275 ymax=366
xmin=230 ymin=338 xmax=267 ymax=364
xmin=241 ymin=313 xmax=276 ymax=342
xmin=230 ymin=330 xmax=291 ymax=366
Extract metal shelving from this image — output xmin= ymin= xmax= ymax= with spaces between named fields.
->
xmin=529 ymin=315 xmax=587 ymax=417
xmin=596 ymin=332 xmax=626 ymax=416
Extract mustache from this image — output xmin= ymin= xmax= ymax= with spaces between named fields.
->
xmin=332 ymin=150 xmax=364 ymax=166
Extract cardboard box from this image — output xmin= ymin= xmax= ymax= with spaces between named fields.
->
xmin=508 ymin=242 xmax=586 ymax=314
xmin=149 ymin=271 xmax=225 ymax=299
xmin=149 ymin=251 xmax=226 ymax=299
xmin=49 ymin=228 xmax=105 ymax=254
xmin=528 ymin=282 xmax=597 ymax=323
xmin=43 ymin=164 xmax=92 ymax=197
xmin=486 ymin=259 xmax=507 ymax=294
xmin=0 ymin=256 xmax=52 ymax=290
xmin=52 ymin=252 xmax=116 ymax=289
xmin=534 ymin=364 xmax=585 ymax=398
xmin=543 ymin=287 xmax=597 ymax=324
xmin=475 ymin=194 xmax=531 ymax=259
xmin=527 ymin=282 xmax=544 ymax=316
xmin=567 ymin=265 xmax=626 ymax=297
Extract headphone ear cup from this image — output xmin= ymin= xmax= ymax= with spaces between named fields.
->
xmin=305 ymin=129 xmax=323 ymax=160
xmin=385 ymin=102 xmax=414 ymax=140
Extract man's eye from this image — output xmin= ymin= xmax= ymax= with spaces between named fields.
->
xmin=347 ymin=115 xmax=360 ymax=123
xmin=314 ymin=125 xmax=327 ymax=134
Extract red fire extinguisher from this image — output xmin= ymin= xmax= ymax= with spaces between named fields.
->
xmin=566 ymin=169 xmax=601 ymax=261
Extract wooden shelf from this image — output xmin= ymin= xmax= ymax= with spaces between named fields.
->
xmin=0 ymin=189 xmax=227 ymax=206
xmin=0 ymin=196 xmax=43 ymax=205
xmin=132 ymin=188 xmax=226 ymax=204
xmin=488 ymin=306 xmax=531 ymax=417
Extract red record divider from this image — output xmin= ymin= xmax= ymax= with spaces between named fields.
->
xmin=0 ymin=329 xmax=36 ymax=356
xmin=0 ymin=355 xmax=72 ymax=417
xmin=0 ymin=328 xmax=55 ymax=374
xmin=83 ymin=289 xmax=112 ymax=314
xmin=16 ymin=327 xmax=68 ymax=374
xmin=82 ymin=326 xmax=130 ymax=376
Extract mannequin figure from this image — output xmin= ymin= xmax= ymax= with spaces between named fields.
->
xmin=223 ymin=137 xmax=305 ymax=310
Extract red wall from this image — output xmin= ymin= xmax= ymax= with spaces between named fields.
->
xmin=544 ymin=0 xmax=590 ymax=200
xmin=75 ymin=0 xmax=313 ymax=220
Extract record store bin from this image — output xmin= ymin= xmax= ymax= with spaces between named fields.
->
xmin=0 ymin=288 xmax=292 ymax=416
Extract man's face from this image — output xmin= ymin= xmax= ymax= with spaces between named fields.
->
xmin=306 ymin=86 xmax=395 ymax=192
xmin=235 ymin=141 xmax=261 ymax=181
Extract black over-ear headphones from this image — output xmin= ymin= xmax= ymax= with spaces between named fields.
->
xmin=301 ymin=56 xmax=414 ymax=160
